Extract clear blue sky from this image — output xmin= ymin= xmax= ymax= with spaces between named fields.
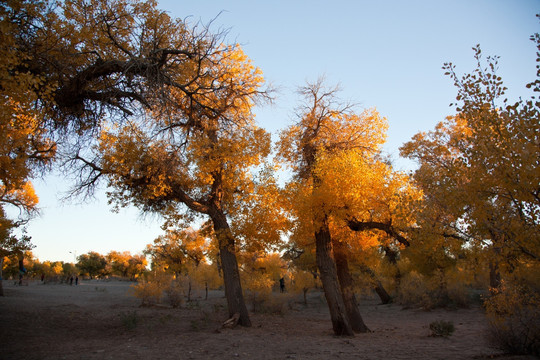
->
xmin=22 ymin=0 xmax=539 ymax=263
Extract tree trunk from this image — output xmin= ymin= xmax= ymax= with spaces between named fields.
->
xmin=373 ymin=281 xmax=392 ymax=304
xmin=489 ymin=245 xmax=502 ymax=290
xmin=315 ymin=220 xmax=354 ymax=336
xmin=333 ymin=239 xmax=370 ymax=333
xmin=211 ymin=210 xmax=251 ymax=327
xmin=384 ymin=246 xmax=401 ymax=287
xmin=489 ymin=261 xmax=501 ymax=289
xmin=0 ymin=257 xmax=4 ymax=296
xmin=359 ymin=265 xmax=392 ymax=304
xmin=18 ymin=258 xmax=24 ymax=285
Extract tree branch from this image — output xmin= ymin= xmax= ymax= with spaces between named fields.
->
xmin=347 ymin=219 xmax=410 ymax=247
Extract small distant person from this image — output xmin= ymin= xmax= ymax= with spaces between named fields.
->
xmin=75 ymin=275 xmax=79 ymax=285
xmin=18 ymin=259 xmax=26 ymax=286
xmin=70 ymin=276 xmax=74 ymax=286
xmin=41 ymin=273 xmax=44 ymax=282
xmin=279 ymin=277 xmax=285 ymax=293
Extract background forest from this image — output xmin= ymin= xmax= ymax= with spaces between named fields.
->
xmin=1 ymin=0 xmax=538 ymax=356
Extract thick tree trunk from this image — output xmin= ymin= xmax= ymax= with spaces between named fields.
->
xmin=333 ymin=239 xmax=370 ymax=333
xmin=0 ymin=257 xmax=4 ymax=297
xmin=211 ymin=210 xmax=251 ymax=327
xmin=315 ymin=220 xmax=354 ymax=336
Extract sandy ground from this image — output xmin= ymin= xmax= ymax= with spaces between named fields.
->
xmin=0 ymin=279 xmax=536 ymax=360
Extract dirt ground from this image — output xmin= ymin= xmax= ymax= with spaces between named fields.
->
xmin=0 ymin=280 xmax=536 ymax=360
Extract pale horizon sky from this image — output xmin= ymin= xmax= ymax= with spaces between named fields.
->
xmin=16 ymin=0 xmax=539 ymax=263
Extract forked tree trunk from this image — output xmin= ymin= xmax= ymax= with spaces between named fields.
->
xmin=211 ymin=211 xmax=251 ymax=327
xmin=315 ymin=220 xmax=354 ymax=336
xmin=333 ymin=240 xmax=370 ymax=333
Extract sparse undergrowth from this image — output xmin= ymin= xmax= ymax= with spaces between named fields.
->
xmin=119 ymin=310 xmax=138 ymax=331
xmin=396 ymin=271 xmax=480 ymax=310
xmin=485 ymin=283 xmax=540 ymax=356
xmin=429 ymin=320 xmax=455 ymax=337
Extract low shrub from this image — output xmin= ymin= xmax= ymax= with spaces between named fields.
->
xmin=485 ymin=283 xmax=540 ymax=356
xmin=190 ymin=311 xmax=211 ymax=331
xmin=396 ymin=271 xmax=473 ymax=310
xmin=131 ymin=271 xmax=172 ymax=306
xmin=242 ymin=273 xmax=275 ymax=313
xmin=119 ymin=310 xmax=138 ymax=331
xmin=396 ymin=271 xmax=430 ymax=308
xmin=131 ymin=280 xmax=163 ymax=306
xmin=165 ymin=280 xmax=185 ymax=308
xmin=257 ymin=293 xmax=295 ymax=315
xmin=429 ymin=320 xmax=455 ymax=337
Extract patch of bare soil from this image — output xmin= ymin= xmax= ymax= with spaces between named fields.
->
xmin=0 ymin=280 xmax=535 ymax=359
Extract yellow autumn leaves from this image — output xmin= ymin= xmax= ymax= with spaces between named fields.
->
xmin=278 ymin=91 xmax=421 ymax=256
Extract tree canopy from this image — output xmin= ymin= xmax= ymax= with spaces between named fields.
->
xmin=401 ymin=43 xmax=540 ymax=287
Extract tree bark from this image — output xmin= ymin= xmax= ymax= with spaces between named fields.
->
xmin=315 ymin=219 xmax=354 ymax=336
xmin=373 ymin=281 xmax=392 ymax=304
xmin=489 ymin=261 xmax=501 ymax=289
xmin=347 ymin=219 xmax=410 ymax=247
xmin=210 ymin=210 xmax=251 ymax=327
xmin=384 ymin=246 xmax=401 ymax=288
xmin=333 ymin=239 xmax=370 ymax=333
xmin=358 ymin=265 xmax=392 ymax=304
xmin=0 ymin=257 xmax=4 ymax=297
xmin=488 ymin=245 xmax=502 ymax=290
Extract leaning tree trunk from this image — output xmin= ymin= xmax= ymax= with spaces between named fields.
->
xmin=359 ymin=265 xmax=392 ymax=304
xmin=333 ymin=239 xmax=370 ymax=333
xmin=315 ymin=218 xmax=354 ymax=336
xmin=211 ymin=210 xmax=251 ymax=327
